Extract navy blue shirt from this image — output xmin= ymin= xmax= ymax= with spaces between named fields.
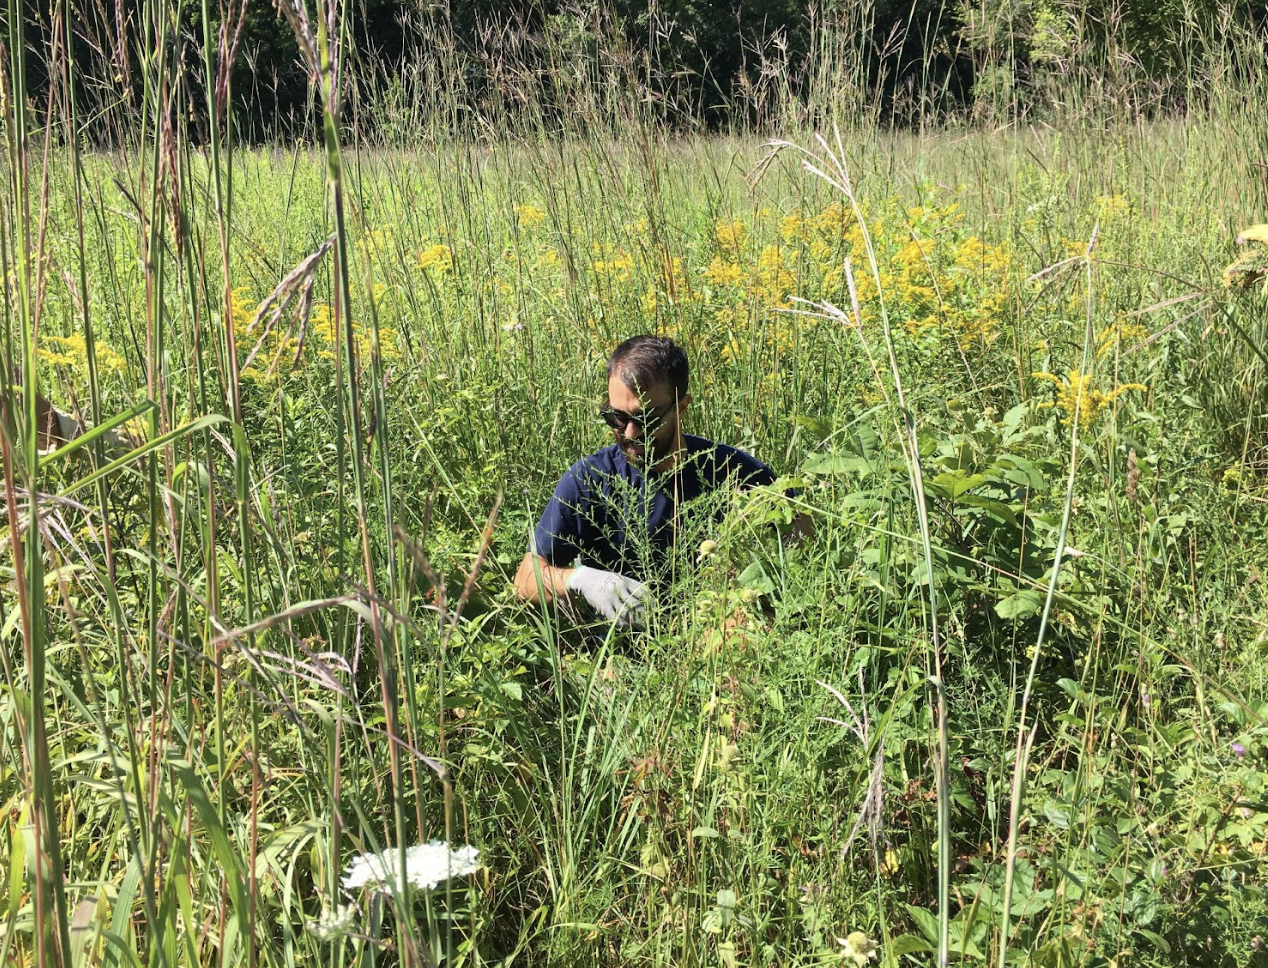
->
xmin=533 ymin=434 xmax=776 ymax=580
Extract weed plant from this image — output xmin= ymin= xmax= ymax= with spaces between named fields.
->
xmin=1 ymin=0 xmax=1267 ymax=966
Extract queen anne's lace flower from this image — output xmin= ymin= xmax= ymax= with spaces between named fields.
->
xmin=342 ymin=841 xmax=480 ymax=895
xmin=306 ymin=903 xmax=357 ymax=940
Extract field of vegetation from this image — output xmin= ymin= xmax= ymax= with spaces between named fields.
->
xmin=3 ymin=0 xmax=1268 ymax=965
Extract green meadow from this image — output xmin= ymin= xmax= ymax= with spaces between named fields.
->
xmin=3 ymin=3 xmax=1268 ymax=966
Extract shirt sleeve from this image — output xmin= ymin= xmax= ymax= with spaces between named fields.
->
xmin=532 ymin=463 xmax=593 ymax=567
xmin=725 ymin=448 xmax=777 ymax=489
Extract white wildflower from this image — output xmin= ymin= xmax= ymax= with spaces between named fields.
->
xmin=342 ymin=841 xmax=480 ymax=895
xmin=306 ymin=903 xmax=357 ymax=941
xmin=837 ymin=931 xmax=878 ymax=966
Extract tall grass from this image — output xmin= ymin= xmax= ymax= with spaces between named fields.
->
xmin=1 ymin=0 xmax=1267 ymax=965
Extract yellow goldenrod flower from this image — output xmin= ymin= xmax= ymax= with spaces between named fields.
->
xmin=357 ymin=226 xmax=395 ymax=257
xmin=306 ymin=302 xmax=398 ymax=365
xmin=122 ymin=415 xmax=149 ymax=443
xmin=954 ymin=236 xmax=1012 ymax=274
xmin=1096 ymin=318 xmax=1149 ymax=357
xmin=779 ymin=212 xmax=806 ymax=243
xmin=417 ymin=244 xmax=453 ymax=273
xmin=715 ymin=218 xmax=748 ymax=256
xmin=1032 ymin=369 xmax=1146 ymax=426
xmin=1061 ymin=238 xmax=1087 ymax=259
xmin=37 ymin=346 xmax=77 ymax=368
xmin=720 ymin=334 xmax=744 ymax=363
xmin=513 ymin=204 xmax=546 ymax=229
xmin=814 ymin=202 xmax=849 ymax=237
xmin=755 ymin=245 xmax=796 ymax=307
xmin=1095 ymin=194 xmax=1130 ymax=222
xmin=895 ymin=238 xmax=936 ymax=267
xmin=703 ymin=258 xmax=745 ymax=288
xmin=658 ymin=255 xmax=693 ymax=300
xmin=592 ymin=245 xmax=634 ymax=281
xmin=40 ymin=333 xmax=127 ymax=371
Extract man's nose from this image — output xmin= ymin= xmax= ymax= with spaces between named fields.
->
xmin=622 ymin=418 xmax=642 ymax=438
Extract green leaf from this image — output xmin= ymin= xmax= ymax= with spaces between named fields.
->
xmin=101 ymin=855 xmax=141 ymax=968
xmin=170 ymin=759 xmax=249 ymax=922
xmin=737 ymin=562 xmax=776 ymax=595
xmin=930 ymin=471 xmax=986 ymax=499
xmin=905 ymin=904 xmax=940 ymax=943
xmin=793 ymin=414 xmax=832 ymax=438
xmin=889 ymin=933 xmax=936 ymax=956
xmin=802 ymin=452 xmax=872 ymax=477
xmin=956 ymin=492 xmax=1019 ymax=526
xmin=996 ymin=456 xmax=1046 ymax=490
xmin=995 ymin=589 xmax=1045 ymax=620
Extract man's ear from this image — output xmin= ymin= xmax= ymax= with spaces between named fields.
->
xmin=677 ymin=393 xmax=692 ymax=416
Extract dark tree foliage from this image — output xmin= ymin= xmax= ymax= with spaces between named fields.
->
xmin=7 ymin=0 xmax=1268 ymax=141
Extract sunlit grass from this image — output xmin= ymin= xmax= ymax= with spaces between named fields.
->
xmin=2 ymin=2 xmax=1268 ymax=966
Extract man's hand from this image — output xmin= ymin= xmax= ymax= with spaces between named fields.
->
xmin=566 ymin=566 xmax=648 ymax=629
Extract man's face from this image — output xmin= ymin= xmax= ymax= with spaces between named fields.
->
xmin=605 ymin=373 xmax=689 ymax=470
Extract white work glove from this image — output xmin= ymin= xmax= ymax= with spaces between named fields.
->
xmin=566 ymin=566 xmax=648 ymax=629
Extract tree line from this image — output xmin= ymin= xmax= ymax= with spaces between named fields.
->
xmin=11 ymin=0 xmax=1268 ymax=141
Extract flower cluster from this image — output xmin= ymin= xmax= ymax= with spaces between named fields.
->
xmin=229 ymin=287 xmax=300 ymax=382
xmin=342 ymin=841 xmax=480 ymax=895
xmin=715 ymin=218 xmax=748 ymax=257
xmin=418 ymin=243 xmax=453 ymax=273
xmin=1031 ymin=368 xmax=1147 ymax=426
xmin=700 ymin=198 xmax=1014 ymax=379
xmin=884 ymin=204 xmax=1013 ymax=350
xmin=592 ymin=243 xmax=636 ymax=283
xmin=1096 ymin=316 xmax=1150 ymax=358
xmin=308 ymin=300 xmax=400 ymax=368
xmin=229 ymin=287 xmax=399 ymax=383
xmin=38 ymin=333 xmax=128 ymax=374
xmin=514 ymin=204 xmax=546 ymax=230
xmin=339 ymin=192 xmax=1023 ymax=409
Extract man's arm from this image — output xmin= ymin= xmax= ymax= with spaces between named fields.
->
xmin=514 ymin=553 xmax=648 ymax=628
xmin=519 ymin=460 xmax=589 ymax=605
xmin=513 ymin=552 xmax=575 ymax=605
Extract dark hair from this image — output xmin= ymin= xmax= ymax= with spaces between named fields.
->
xmin=607 ymin=335 xmax=689 ymax=399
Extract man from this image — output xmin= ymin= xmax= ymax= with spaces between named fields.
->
xmin=513 ymin=335 xmax=781 ymax=629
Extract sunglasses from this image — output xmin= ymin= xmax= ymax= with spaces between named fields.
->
xmin=599 ymin=402 xmax=677 ymax=433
